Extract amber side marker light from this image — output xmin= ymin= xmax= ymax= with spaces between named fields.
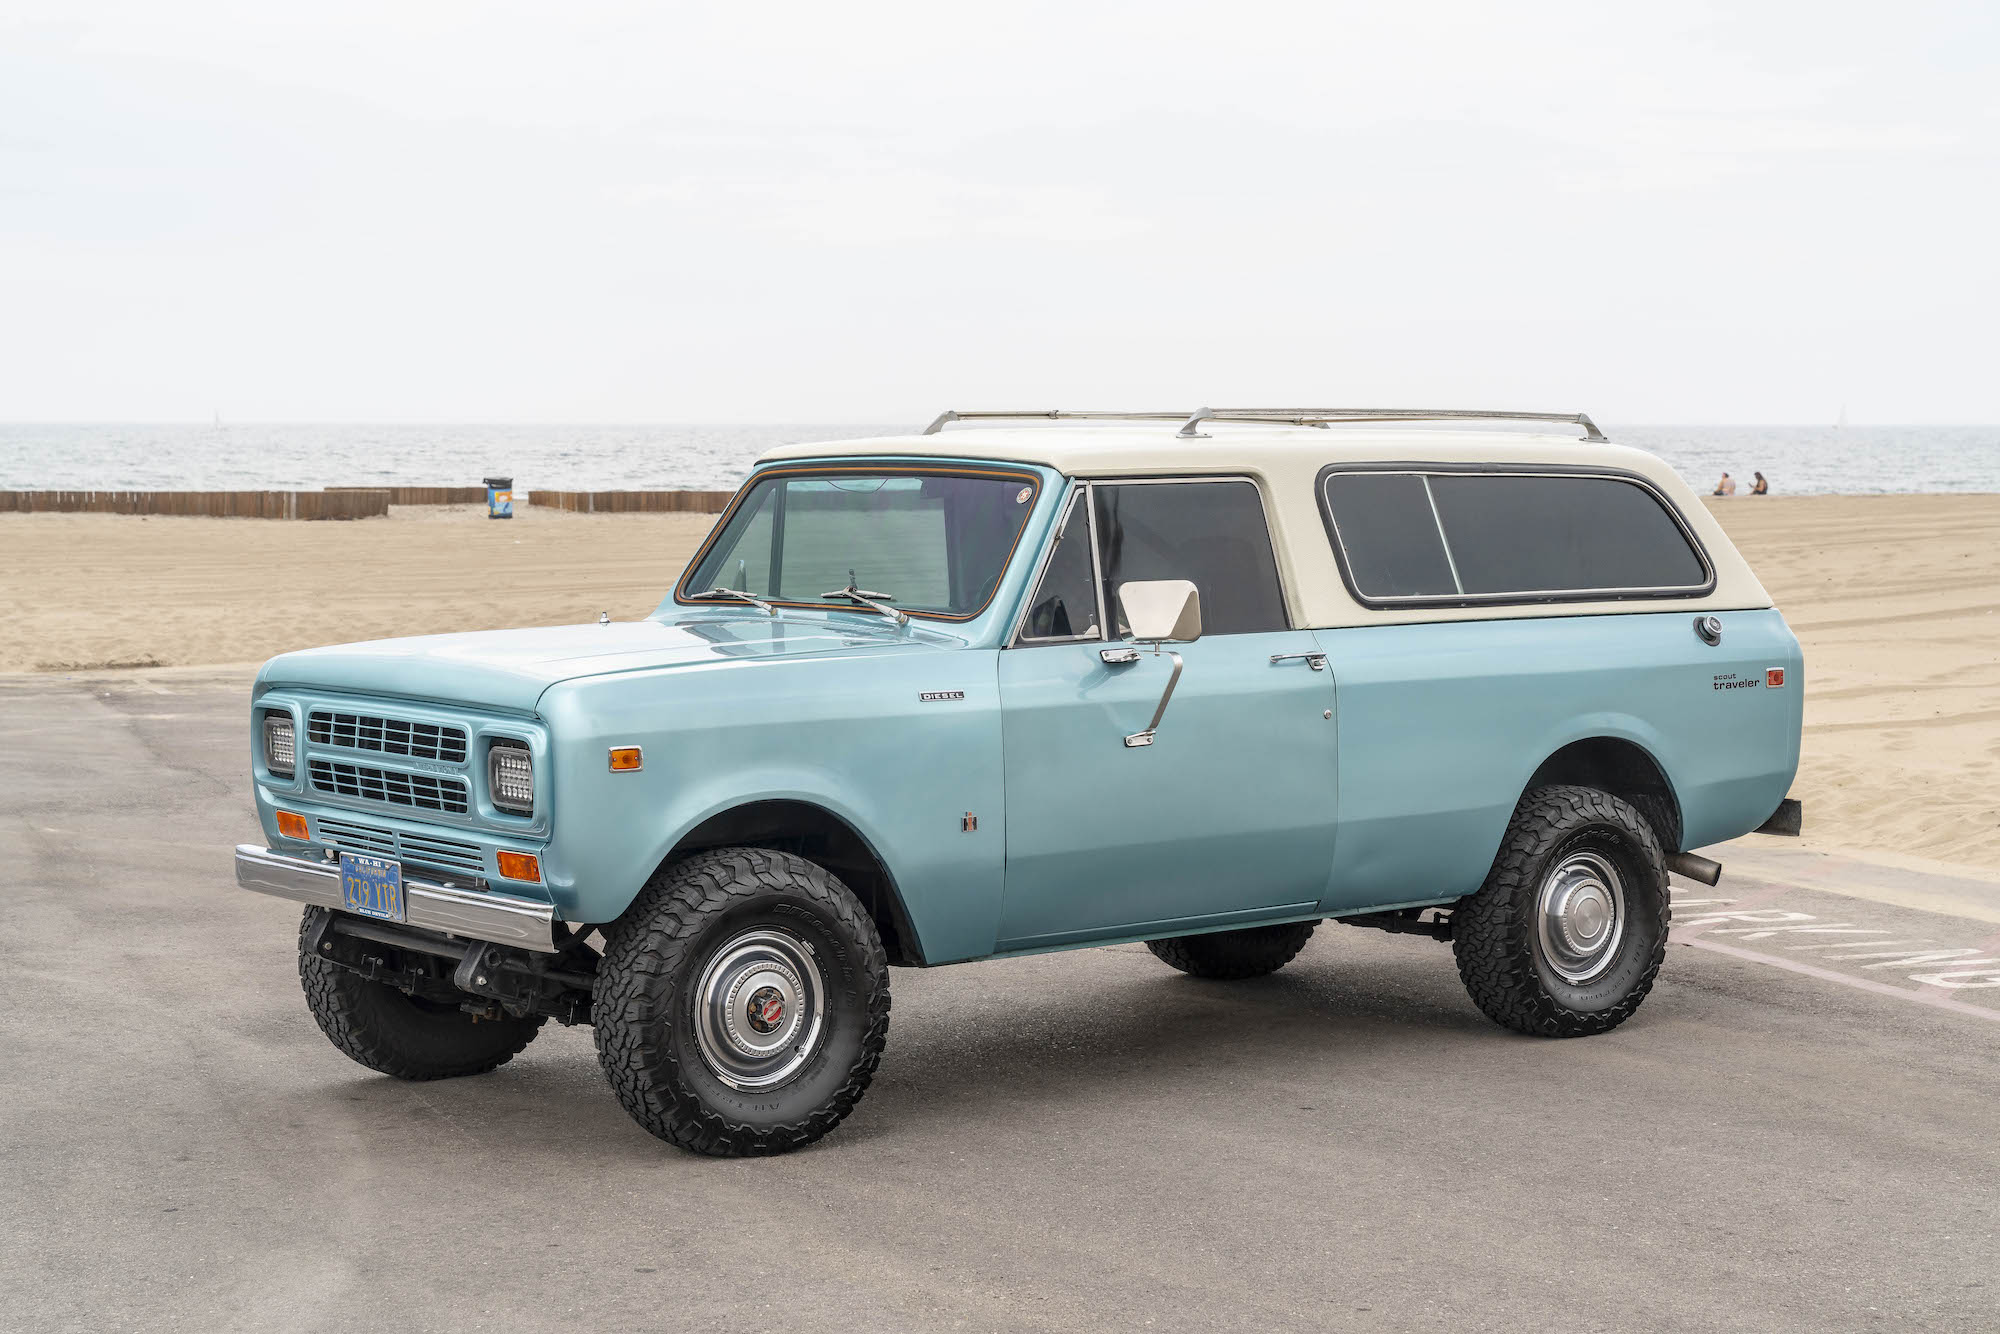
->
xmin=497 ymin=851 xmax=542 ymax=883
xmin=275 ymin=810 xmax=309 ymax=841
xmin=608 ymin=746 xmax=643 ymax=772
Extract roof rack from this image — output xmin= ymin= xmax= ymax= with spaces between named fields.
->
xmin=920 ymin=407 xmax=1607 ymax=442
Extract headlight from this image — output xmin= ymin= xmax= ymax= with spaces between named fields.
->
xmin=489 ymin=741 xmax=534 ymax=814
xmin=263 ymin=712 xmax=295 ymax=778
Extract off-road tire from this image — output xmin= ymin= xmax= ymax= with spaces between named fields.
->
xmin=1452 ymin=785 xmax=1670 ymax=1038
xmin=1145 ymin=920 xmax=1319 ymax=980
xmin=593 ymin=848 xmax=891 ymax=1157
xmin=297 ymin=912 xmax=544 ymax=1079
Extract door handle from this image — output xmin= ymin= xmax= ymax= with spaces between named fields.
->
xmin=1100 ymin=647 xmax=1141 ymax=665
xmin=1269 ymin=652 xmax=1327 ymax=671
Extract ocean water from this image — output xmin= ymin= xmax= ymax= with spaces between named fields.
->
xmin=1 ymin=421 xmax=1995 ymax=496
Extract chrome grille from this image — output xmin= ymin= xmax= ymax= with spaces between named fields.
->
xmin=317 ymin=816 xmax=486 ymax=878
xmin=315 ymin=817 xmax=397 ymax=858
xmin=308 ymin=710 xmax=468 ymax=764
xmin=396 ymin=831 xmax=486 ymax=877
xmin=309 ymin=759 xmax=469 ymax=814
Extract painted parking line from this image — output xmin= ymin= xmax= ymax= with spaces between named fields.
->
xmin=1668 ymin=887 xmax=2000 ymax=1024
xmin=1682 ymin=938 xmax=2000 ymax=1025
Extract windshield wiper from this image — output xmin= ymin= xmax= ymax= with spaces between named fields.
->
xmin=688 ymin=586 xmax=776 ymax=616
xmin=820 ymin=582 xmax=909 ymax=627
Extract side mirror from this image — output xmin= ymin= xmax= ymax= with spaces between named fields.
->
xmin=1113 ymin=580 xmax=1200 ymax=748
xmin=1118 ymin=580 xmax=1202 ymax=645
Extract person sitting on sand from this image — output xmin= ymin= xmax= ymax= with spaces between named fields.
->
xmin=1713 ymin=472 xmax=1737 ymax=496
xmin=1751 ymin=471 xmax=1769 ymax=495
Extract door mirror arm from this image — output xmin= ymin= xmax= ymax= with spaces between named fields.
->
xmin=1122 ymin=650 xmax=1184 ymax=748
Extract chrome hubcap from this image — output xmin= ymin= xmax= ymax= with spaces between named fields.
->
xmin=693 ymin=928 xmax=826 ymax=1091
xmin=1535 ymin=850 xmax=1627 ymax=984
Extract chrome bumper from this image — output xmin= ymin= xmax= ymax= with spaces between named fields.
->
xmin=233 ymin=845 xmax=558 ymax=953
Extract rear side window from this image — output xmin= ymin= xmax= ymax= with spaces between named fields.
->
xmin=1427 ymin=475 xmax=1708 ymax=596
xmin=1093 ymin=481 xmax=1288 ymax=636
xmin=1321 ymin=473 xmax=1457 ymax=598
xmin=1321 ymin=469 xmax=1710 ymax=606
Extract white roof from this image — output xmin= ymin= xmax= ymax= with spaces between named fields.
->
xmin=758 ymin=425 xmax=1771 ymax=628
xmin=762 ymin=424 xmax=1636 ymax=477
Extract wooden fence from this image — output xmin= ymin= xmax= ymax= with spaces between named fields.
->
xmin=0 ymin=490 xmax=389 ymax=519
xmin=0 ymin=487 xmax=735 ymax=517
xmin=324 ymin=485 xmax=489 ymax=505
xmin=528 ymin=490 xmax=734 ymax=514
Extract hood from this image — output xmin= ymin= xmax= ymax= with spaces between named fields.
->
xmin=256 ymin=612 xmax=952 ymax=714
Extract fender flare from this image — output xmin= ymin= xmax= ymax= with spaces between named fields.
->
xmin=634 ymin=783 xmax=928 ymax=965
xmin=1514 ymin=713 xmax=1686 ymax=851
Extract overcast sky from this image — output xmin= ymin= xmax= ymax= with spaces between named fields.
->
xmin=3 ymin=1 xmax=1994 ymax=423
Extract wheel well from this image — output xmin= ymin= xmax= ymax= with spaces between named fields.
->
xmin=663 ymin=801 xmax=923 ymax=965
xmin=1525 ymin=738 xmax=1683 ymax=852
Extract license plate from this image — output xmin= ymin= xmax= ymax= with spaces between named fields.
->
xmin=339 ymin=852 xmax=405 ymax=923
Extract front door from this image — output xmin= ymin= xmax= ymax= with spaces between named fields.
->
xmin=996 ymin=479 xmax=1339 ymax=951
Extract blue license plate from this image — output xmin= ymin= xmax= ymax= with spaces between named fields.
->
xmin=339 ymin=852 xmax=405 ymax=923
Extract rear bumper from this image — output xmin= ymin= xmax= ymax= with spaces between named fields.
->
xmin=1755 ymin=797 xmax=1804 ymax=837
xmin=234 ymin=844 xmax=558 ymax=953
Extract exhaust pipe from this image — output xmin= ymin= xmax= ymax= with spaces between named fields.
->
xmin=1665 ymin=852 xmax=1722 ymax=886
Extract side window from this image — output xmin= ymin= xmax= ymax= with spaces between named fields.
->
xmin=1092 ymin=481 xmax=1288 ymax=636
xmin=1320 ymin=469 xmax=1710 ymax=604
xmin=1426 ymin=475 xmax=1708 ymax=595
xmin=1321 ymin=473 xmax=1457 ymax=599
xmin=1019 ymin=492 xmax=1101 ymax=641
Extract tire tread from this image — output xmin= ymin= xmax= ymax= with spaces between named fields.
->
xmin=1450 ymin=785 xmax=1670 ymax=1038
xmin=297 ymin=913 xmax=544 ymax=1080
xmin=592 ymin=848 xmax=890 ymax=1157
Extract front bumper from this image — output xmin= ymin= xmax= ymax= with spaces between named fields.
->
xmin=234 ymin=845 xmax=558 ymax=953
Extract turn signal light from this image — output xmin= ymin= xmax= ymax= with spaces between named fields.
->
xmin=275 ymin=810 xmax=309 ymax=841
xmin=497 ymin=851 xmax=542 ymax=883
xmin=608 ymin=747 xmax=643 ymax=772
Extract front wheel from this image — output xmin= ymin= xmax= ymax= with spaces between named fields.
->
xmin=297 ymin=911 xmax=544 ymax=1080
xmin=1451 ymin=786 xmax=1670 ymax=1037
xmin=593 ymin=848 xmax=891 ymax=1156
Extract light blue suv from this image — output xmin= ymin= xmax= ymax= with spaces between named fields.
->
xmin=236 ymin=408 xmax=1804 ymax=1155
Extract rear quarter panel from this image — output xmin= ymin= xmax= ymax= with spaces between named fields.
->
xmin=1318 ymin=608 xmax=1802 ymax=913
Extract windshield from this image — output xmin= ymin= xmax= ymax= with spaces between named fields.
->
xmin=683 ymin=468 xmax=1042 ymax=619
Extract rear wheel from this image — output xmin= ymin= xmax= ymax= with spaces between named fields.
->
xmin=593 ymin=848 xmax=891 ymax=1156
xmin=297 ymin=911 xmax=544 ymax=1080
xmin=1146 ymin=920 xmax=1318 ymax=980
xmin=1451 ymin=785 xmax=1670 ymax=1037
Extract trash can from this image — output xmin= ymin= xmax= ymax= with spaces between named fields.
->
xmin=484 ymin=476 xmax=514 ymax=520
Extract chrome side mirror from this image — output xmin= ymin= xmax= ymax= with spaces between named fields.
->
xmin=1115 ymin=580 xmax=1200 ymax=748
xmin=1119 ymin=580 xmax=1202 ymax=645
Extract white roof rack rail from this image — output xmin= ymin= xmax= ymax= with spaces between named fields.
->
xmin=920 ymin=407 xmax=1606 ymax=442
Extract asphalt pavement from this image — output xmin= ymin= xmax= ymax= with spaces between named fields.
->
xmin=3 ymin=669 xmax=1996 ymax=1333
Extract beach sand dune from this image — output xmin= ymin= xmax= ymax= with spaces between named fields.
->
xmin=0 ymin=504 xmax=714 ymax=673
xmin=3 ymin=494 xmax=1995 ymax=872
xmin=1703 ymin=495 xmax=2000 ymax=873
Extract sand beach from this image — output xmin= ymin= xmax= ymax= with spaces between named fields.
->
xmin=2 ymin=494 xmax=1995 ymax=873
